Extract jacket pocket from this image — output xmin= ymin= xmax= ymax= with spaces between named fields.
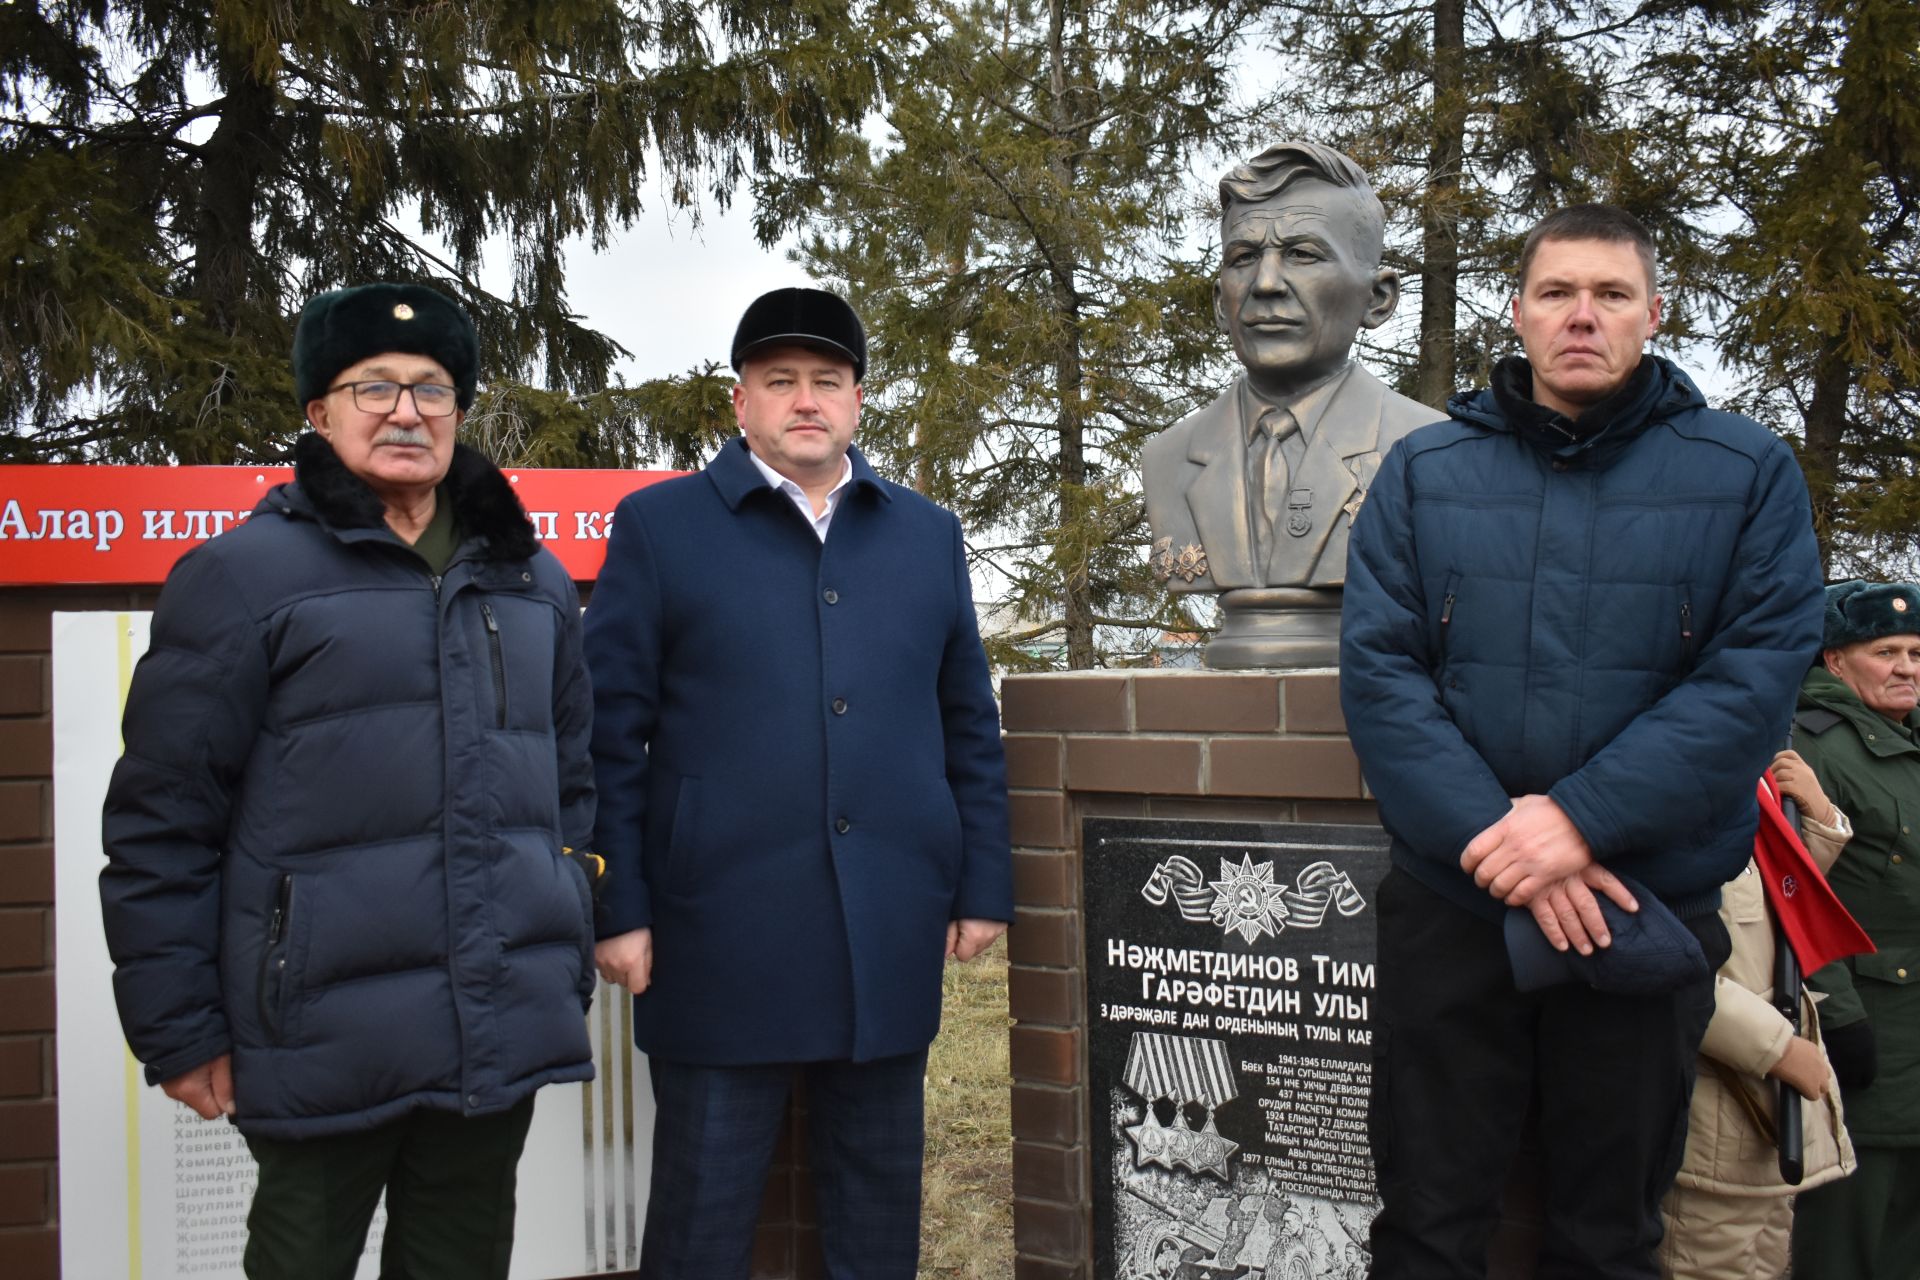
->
xmin=1853 ymin=947 xmax=1917 ymax=989
xmin=663 ymin=777 xmax=700 ymax=895
xmin=1675 ymin=583 xmax=1698 ymax=665
xmin=256 ymin=873 xmax=296 ymax=1044
xmin=480 ymin=602 xmax=507 ymax=730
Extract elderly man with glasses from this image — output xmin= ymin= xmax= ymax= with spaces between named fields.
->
xmin=100 ymin=282 xmax=600 ymax=1280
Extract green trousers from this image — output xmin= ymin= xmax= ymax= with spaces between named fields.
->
xmin=1791 ymin=1144 xmax=1920 ymax=1280
xmin=242 ymin=1097 xmax=536 ymax=1280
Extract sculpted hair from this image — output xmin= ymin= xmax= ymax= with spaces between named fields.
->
xmin=1518 ymin=204 xmax=1658 ymax=292
xmin=1219 ymin=142 xmax=1386 ymax=265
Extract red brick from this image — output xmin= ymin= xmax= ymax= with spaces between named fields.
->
xmin=0 ymin=1100 xmax=54 ymax=1160
xmin=1009 ymin=1026 xmax=1080 ymax=1086
xmin=1134 ymin=672 xmax=1279 ymax=732
xmin=1003 ymin=734 xmax=1064 ymax=789
xmin=1010 ymin=791 xmax=1071 ymax=849
xmin=1001 ymin=674 xmax=1131 ymax=733
xmin=1065 ymin=738 xmax=1203 ymax=795
xmin=1208 ymin=738 xmax=1362 ymax=799
xmin=1006 ymin=908 xmax=1077 ymax=969
xmin=1011 ymin=1083 xmax=1083 ymax=1145
xmin=0 ymin=721 xmax=49 ymax=780
xmin=0 ymin=784 xmax=45 ymax=842
xmin=0 ymin=847 xmax=52 ymax=907
xmin=0 ymin=1166 xmax=47 ymax=1226
xmin=0 ymin=910 xmax=46 ymax=970
xmin=1013 ymin=850 xmax=1076 ymax=910
xmin=1282 ymin=674 xmax=1346 ymax=733
xmin=1015 ymin=1256 xmax=1088 ymax=1280
xmin=1009 ymin=966 xmax=1080 ymax=1026
xmin=1013 ymin=1140 xmax=1085 ymax=1202
xmin=1012 ymin=1196 xmax=1085 ymax=1258
xmin=0 ymin=1039 xmax=43 ymax=1098
xmin=0 ymin=974 xmax=54 ymax=1034
xmin=0 ymin=1224 xmax=57 ymax=1279
xmin=0 ymin=658 xmax=45 ymax=717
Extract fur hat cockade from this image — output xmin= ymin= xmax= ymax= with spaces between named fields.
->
xmin=293 ymin=283 xmax=480 ymax=410
xmin=1823 ymin=579 xmax=1920 ymax=651
xmin=729 ymin=287 xmax=866 ymax=383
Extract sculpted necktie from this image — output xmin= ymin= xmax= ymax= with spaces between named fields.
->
xmin=1252 ymin=406 xmax=1299 ymax=563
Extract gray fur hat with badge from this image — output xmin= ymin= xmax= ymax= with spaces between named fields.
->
xmin=1823 ymin=579 xmax=1920 ymax=650
xmin=292 ymin=282 xmax=480 ymax=410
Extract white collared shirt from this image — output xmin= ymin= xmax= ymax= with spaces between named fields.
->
xmin=746 ymin=448 xmax=854 ymax=542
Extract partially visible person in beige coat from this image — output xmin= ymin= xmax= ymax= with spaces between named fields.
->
xmin=1658 ymin=749 xmax=1859 ymax=1279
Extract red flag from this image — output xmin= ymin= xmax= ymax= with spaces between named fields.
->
xmin=1754 ymin=773 xmax=1875 ymax=974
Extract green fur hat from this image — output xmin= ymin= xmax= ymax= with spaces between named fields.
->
xmin=292 ymin=283 xmax=479 ymax=410
xmin=1823 ymin=579 xmax=1920 ymax=650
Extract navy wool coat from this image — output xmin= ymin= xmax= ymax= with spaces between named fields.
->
xmin=101 ymin=435 xmax=598 ymax=1139
xmin=583 ymin=439 xmax=1012 ymax=1065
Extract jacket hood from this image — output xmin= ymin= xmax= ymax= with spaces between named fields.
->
xmin=264 ymin=431 xmax=539 ymax=562
xmin=1448 ymin=355 xmax=1707 ymax=468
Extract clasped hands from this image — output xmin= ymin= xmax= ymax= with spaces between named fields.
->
xmin=1460 ymin=794 xmax=1638 ymax=956
xmin=593 ymin=919 xmax=1008 ymax=996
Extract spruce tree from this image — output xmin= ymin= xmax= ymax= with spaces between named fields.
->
xmin=1668 ymin=0 xmax=1920 ymax=575
xmin=773 ymin=0 xmax=1270 ymax=668
xmin=0 ymin=0 xmax=906 ymax=464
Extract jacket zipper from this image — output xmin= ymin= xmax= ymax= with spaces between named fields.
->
xmin=480 ymin=602 xmax=506 ymax=729
xmin=1679 ymin=594 xmax=1694 ymax=642
xmin=258 ymin=873 xmax=294 ymax=1041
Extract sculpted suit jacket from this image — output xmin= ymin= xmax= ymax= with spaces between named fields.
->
xmin=1142 ymin=364 xmax=1442 ymax=589
xmin=582 ymin=438 xmax=1012 ymax=1065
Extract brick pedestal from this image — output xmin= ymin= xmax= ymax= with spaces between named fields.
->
xmin=1000 ymin=669 xmax=1378 ymax=1278
xmin=1000 ymin=668 xmax=1545 ymax=1279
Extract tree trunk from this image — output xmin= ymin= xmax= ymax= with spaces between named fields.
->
xmin=1046 ymin=0 xmax=1095 ymax=669
xmin=1414 ymin=0 xmax=1465 ymax=409
xmin=1802 ymin=340 xmax=1852 ymax=575
xmin=186 ymin=54 xmax=277 ymax=463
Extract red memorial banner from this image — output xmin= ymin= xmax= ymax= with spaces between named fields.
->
xmin=0 ymin=464 xmax=679 ymax=584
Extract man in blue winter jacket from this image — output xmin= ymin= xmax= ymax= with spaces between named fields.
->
xmin=583 ymin=287 xmax=1013 ymax=1279
xmin=1340 ymin=205 xmax=1825 ymax=1278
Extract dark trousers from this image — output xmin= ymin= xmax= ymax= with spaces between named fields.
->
xmin=1791 ymin=1144 xmax=1920 ymax=1280
xmin=242 ymin=1096 xmax=536 ymax=1280
xmin=640 ymin=1051 xmax=929 ymax=1280
xmin=1367 ymin=868 xmax=1727 ymax=1280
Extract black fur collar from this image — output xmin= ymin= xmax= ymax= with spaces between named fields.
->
xmin=290 ymin=431 xmax=538 ymax=562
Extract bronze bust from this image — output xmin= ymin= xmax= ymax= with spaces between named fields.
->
xmin=1143 ymin=142 xmax=1443 ymax=667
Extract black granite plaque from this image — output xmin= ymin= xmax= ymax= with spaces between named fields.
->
xmin=1086 ymin=815 xmax=1390 ymax=1280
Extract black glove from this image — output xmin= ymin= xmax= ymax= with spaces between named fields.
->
xmin=1822 ymin=1019 xmax=1878 ymax=1092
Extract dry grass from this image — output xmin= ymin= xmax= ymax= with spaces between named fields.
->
xmin=920 ymin=943 xmax=1015 ymax=1279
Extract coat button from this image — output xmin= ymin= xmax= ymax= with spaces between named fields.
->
xmin=1894 ymin=854 xmax=1905 ymax=864
xmin=835 ymin=817 xmax=851 ymax=834
xmin=823 ymin=588 xmax=839 ymax=604
xmin=832 ymin=697 xmax=847 ymax=715
xmin=467 ymin=1094 xmax=479 ymax=1107
xmin=1900 ymin=968 xmax=1910 ymax=979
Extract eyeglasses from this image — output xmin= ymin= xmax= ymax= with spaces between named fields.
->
xmin=328 ymin=380 xmax=460 ymax=418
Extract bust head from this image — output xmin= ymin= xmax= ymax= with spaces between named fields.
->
xmin=1214 ymin=143 xmax=1400 ymax=401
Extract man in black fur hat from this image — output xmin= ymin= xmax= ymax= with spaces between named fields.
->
xmin=101 ymin=283 xmax=599 ymax=1280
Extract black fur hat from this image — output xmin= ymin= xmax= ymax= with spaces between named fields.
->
xmin=293 ymin=283 xmax=480 ymax=409
xmin=1824 ymin=579 xmax=1920 ymax=650
xmin=730 ymin=287 xmax=866 ymax=382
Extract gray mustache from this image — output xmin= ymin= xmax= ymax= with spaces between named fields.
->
xmin=377 ymin=427 xmax=432 ymax=447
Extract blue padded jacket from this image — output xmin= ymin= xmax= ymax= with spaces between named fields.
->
xmin=101 ymin=434 xmax=597 ymax=1138
xmin=1340 ymin=358 xmax=1824 ymax=922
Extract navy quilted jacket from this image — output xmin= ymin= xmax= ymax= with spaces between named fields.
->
xmin=101 ymin=434 xmax=597 ymax=1138
xmin=1340 ymin=358 xmax=1824 ymax=922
